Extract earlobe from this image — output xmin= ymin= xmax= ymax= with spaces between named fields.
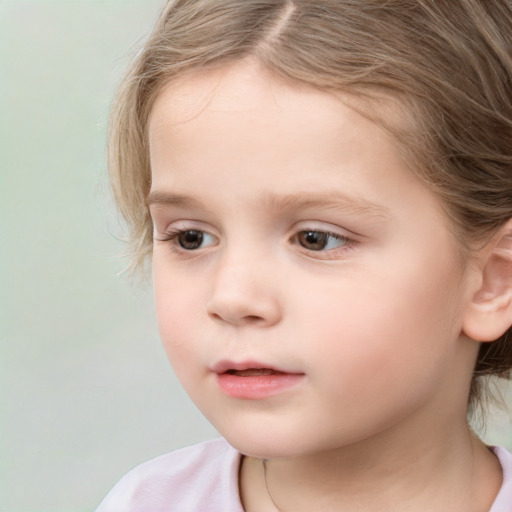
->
xmin=462 ymin=219 xmax=512 ymax=343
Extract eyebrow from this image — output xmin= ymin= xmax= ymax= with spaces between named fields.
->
xmin=261 ymin=191 xmax=390 ymax=220
xmin=146 ymin=190 xmax=390 ymax=220
xmin=146 ymin=191 xmax=202 ymax=208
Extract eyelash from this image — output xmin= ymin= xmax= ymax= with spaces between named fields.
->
xmin=154 ymin=227 xmax=355 ymax=256
xmin=293 ymin=230 xmax=352 ymax=253
xmin=155 ymin=228 xmax=215 ymax=251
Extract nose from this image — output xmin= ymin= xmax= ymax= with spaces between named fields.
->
xmin=206 ymin=252 xmax=283 ymax=328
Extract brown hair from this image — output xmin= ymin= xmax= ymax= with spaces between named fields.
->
xmin=108 ymin=0 xmax=512 ymax=406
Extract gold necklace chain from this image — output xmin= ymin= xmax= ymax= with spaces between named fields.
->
xmin=262 ymin=459 xmax=284 ymax=512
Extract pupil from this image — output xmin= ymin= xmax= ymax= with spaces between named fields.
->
xmin=300 ymin=231 xmax=328 ymax=250
xmin=178 ymin=230 xmax=203 ymax=249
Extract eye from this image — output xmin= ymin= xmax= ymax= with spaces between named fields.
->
xmin=296 ymin=230 xmax=349 ymax=251
xmin=156 ymin=228 xmax=217 ymax=251
xmin=177 ymin=230 xmax=205 ymax=250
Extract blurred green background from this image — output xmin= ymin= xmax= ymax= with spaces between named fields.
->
xmin=1 ymin=1 xmax=511 ymax=511
xmin=1 ymin=2 xmax=218 ymax=511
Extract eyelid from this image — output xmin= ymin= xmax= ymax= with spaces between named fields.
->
xmin=292 ymin=229 xmax=352 ymax=246
xmin=154 ymin=228 xmax=218 ymax=257
xmin=292 ymin=220 xmax=359 ymax=239
xmin=153 ymin=219 xmax=219 ymax=252
xmin=153 ymin=218 xmax=216 ymax=238
xmin=290 ymin=223 xmax=359 ymax=258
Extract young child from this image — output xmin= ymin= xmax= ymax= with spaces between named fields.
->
xmin=96 ymin=1 xmax=512 ymax=510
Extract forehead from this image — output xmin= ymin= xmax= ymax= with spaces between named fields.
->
xmin=148 ymin=60 xmax=451 ymax=229
xmin=149 ymin=60 xmax=406 ymax=187
xmin=152 ymin=61 xmax=279 ymax=117
xmin=149 ymin=60 xmax=420 ymax=199
xmin=148 ymin=59 xmax=397 ymax=133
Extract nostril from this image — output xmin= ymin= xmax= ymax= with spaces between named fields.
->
xmin=245 ymin=315 xmax=263 ymax=322
xmin=209 ymin=311 xmax=264 ymax=324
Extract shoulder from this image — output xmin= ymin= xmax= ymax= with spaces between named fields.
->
xmin=490 ymin=446 xmax=512 ymax=512
xmin=95 ymin=438 xmax=244 ymax=512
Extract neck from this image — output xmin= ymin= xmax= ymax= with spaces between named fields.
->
xmin=241 ymin=415 xmax=502 ymax=512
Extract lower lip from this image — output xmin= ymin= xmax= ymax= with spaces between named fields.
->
xmin=215 ymin=372 xmax=304 ymax=399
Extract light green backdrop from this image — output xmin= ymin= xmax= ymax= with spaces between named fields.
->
xmin=1 ymin=2 xmax=219 ymax=511
xmin=1 ymin=1 xmax=511 ymax=511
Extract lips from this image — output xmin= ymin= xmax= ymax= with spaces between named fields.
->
xmin=211 ymin=359 xmax=292 ymax=375
xmin=211 ymin=360 xmax=304 ymax=399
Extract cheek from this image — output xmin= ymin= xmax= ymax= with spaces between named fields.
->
xmin=153 ymin=260 xmax=204 ymax=365
xmin=293 ymin=269 xmax=466 ymax=440
xmin=300 ymin=256 xmax=465 ymax=388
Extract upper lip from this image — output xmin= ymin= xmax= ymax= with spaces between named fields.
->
xmin=210 ymin=359 xmax=301 ymax=375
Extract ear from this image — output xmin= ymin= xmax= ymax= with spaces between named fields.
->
xmin=462 ymin=219 xmax=512 ymax=342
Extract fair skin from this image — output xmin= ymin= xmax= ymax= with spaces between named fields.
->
xmin=147 ymin=60 xmax=503 ymax=512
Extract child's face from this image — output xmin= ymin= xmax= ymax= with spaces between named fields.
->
xmin=148 ymin=61 xmax=478 ymax=458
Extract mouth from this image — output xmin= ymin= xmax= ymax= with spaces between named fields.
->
xmin=225 ymin=368 xmax=285 ymax=377
xmin=211 ymin=359 xmax=298 ymax=375
xmin=211 ymin=360 xmax=304 ymax=399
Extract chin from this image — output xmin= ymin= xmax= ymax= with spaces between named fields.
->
xmin=215 ymin=423 xmax=322 ymax=460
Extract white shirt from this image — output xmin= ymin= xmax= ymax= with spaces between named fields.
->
xmin=96 ymin=438 xmax=512 ymax=511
